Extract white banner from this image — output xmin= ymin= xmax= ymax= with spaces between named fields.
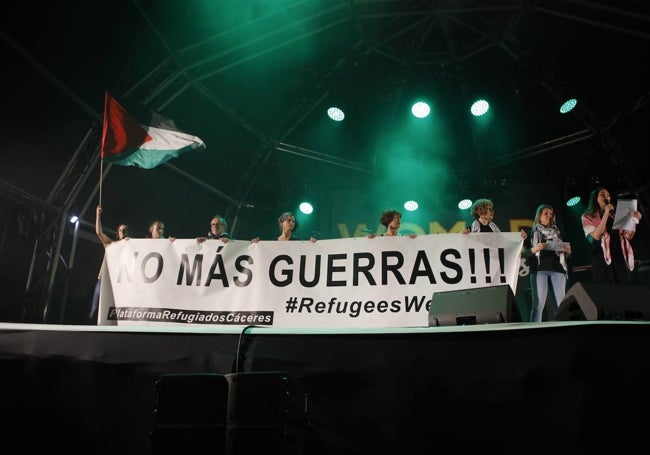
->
xmin=99 ymin=233 xmax=523 ymax=328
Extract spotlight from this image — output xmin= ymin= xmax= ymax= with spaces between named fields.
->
xmin=458 ymin=199 xmax=472 ymax=210
xmin=327 ymin=107 xmax=345 ymax=121
xmin=403 ymin=200 xmax=418 ymax=211
xmin=411 ymin=102 xmax=430 ymax=118
xmin=470 ymin=100 xmax=489 ymax=117
xmin=299 ymin=202 xmax=313 ymax=214
xmin=559 ymin=98 xmax=577 ymax=114
xmin=566 ymin=196 xmax=581 ymax=207
xmin=69 ymin=215 xmax=79 ymax=223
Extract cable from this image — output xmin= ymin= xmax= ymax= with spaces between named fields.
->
xmin=234 ymin=324 xmax=257 ymax=374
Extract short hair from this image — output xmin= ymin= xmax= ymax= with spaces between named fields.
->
xmin=211 ymin=214 xmax=228 ymax=229
xmin=379 ymin=210 xmax=401 ymax=228
xmin=278 ymin=212 xmax=299 ymax=231
xmin=470 ymin=199 xmax=494 ymax=220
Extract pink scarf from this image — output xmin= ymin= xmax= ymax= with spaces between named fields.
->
xmin=600 ymin=231 xmax=635 ymax=271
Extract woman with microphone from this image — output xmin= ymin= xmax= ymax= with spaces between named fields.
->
xmin=581 ymin=187 xmax=643 ymax=285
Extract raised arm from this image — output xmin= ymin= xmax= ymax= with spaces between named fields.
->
xmin=95 ymin=205 xmax=113 ymax=248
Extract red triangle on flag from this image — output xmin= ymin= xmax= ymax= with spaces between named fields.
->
xmin=100 ymin=91 xmax=153 ymax=159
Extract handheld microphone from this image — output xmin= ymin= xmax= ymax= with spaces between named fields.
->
xmin=604 ymin=199 xmax=615 ymax=218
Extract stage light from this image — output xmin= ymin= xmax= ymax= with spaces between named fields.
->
xmin=458 ymin=199 xmax=472 ymax=210
xmin=299 ymin=202 xmax=313 ymax=214
xmin=566 ymin=196 xmax=581 ymax=207
xmin=470 ymin=100 xmax=489 ymax=117
xmin=69 ymin=215 xmax=79 ymax=223
xmin=403 ymin=200 xmax=418 ymax=211
xmin=327 ymin=107 xmax=345 ymax=121
xmin=411 ymin=102 xmax=430 ymax=118
xmin=560 ymin=98 xmax=577 ymax=114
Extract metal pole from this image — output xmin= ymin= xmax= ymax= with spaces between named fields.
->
xmin=42 ymin=211 xmax=68 ymax=323
xmin=59 ymin=217 xmax=80 ymax=324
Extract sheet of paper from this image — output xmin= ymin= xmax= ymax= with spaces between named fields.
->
xmin=613 ymin=199 xmax=638 ymax=231
xmin=544 ymin=240 xmax=570 ymax=252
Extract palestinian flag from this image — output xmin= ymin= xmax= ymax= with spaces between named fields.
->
xmin=100 ymin=91 xmax=205 ymax=169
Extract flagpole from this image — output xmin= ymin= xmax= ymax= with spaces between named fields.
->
xmin=99 ymin=90 xmax=108 ymax=209
xmin=99 ymin=155 xmax=103 ymax=207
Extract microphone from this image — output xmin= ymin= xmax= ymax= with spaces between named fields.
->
xmin=604 ymin=199 xmax=615 ymax=218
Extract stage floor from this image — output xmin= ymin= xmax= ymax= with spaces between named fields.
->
xmin=2 ymin=320 xmax=649 ymax=454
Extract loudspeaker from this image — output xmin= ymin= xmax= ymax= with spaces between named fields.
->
xmin=428 ymin=284 xmax=521 ymax=326
xmin=151 ymin=373 xmax=229 ymax=454
xmin=225 ymin=372 xmax=307 ymax=455
xmin=555 ymin=282 xmax=650 ymax=321
xmin=150 ymin=372 xmax=307 ymax=455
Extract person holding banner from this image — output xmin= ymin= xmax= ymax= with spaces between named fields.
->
xmin=90 ymin=205 xmax=129 ymax=324
xmin=529 ymin=204 xmax=570 ymax=322
xmin=252 ymin=212 xmax=317 ymax=243
xmin=581 ymin=186 xmax=642 ymax=285
xmin=146 ymin=220 xmax=176 ymax=242
xmin=462 ymin=198 xmax=528 ymax=238
xmin=367 ymin=210 xmax=416 ymax=238
xmin=462 ymin=198 xmax=501 ymax=233
xmin=197 ymin=214 xmax=230 ymax=243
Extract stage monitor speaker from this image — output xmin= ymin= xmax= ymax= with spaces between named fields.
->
xmin=428 ymin=284 xmax=521 ymax=326
xmin=225 ymin=371 xmax=307 ymax=455
xmin=150 ymin=373 xmax=229 ymax=455
xmin=555 ymin=282 xmax=650 ymax=321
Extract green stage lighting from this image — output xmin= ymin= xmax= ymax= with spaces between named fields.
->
xmin=560 ymin=98 xmax=577 ymax=114
xmin=411 ymin=102 xmax=430 ymax=118
xmin=327 ymin=107 xmax=345 ymax=121
xmin=299 ymin=202 xmax=314 ymax=214
xmin=403 ymin=200 xmax=418 ymax=211
xmin=566 ymin=196 xmax=581 ymax=207
xmin=470 ymin=100 xmax=489 ymax=117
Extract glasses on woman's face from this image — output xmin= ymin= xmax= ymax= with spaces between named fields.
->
xmin=211 ymin=223 xmax=224 ymax=227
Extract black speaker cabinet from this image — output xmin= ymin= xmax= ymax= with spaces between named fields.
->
xmin=225 ymin=372 xmax=307 ymax=455
xmin=151 ymin=373 xmax=229 ymax=455
xmin=428 ymin=284 xmax=521 ymax=326
xmin=555 ymin=282 xmax=650 ymax=321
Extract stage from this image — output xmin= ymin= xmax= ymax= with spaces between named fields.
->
xmin=1 ymin=320 xmax=650 ymax=454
